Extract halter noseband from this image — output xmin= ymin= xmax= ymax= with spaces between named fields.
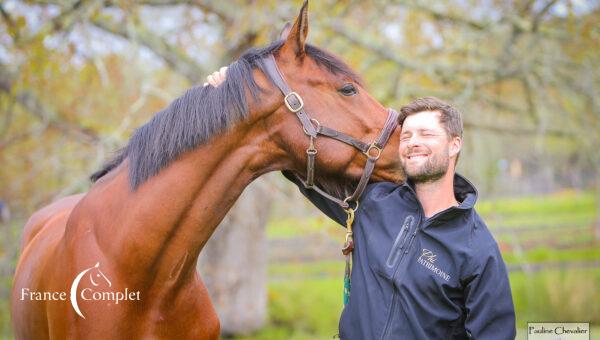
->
xmin=262 ymin=54 xmax=399 ymax=209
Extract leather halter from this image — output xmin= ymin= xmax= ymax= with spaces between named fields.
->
xmin=262 ymin=54 xmax=399 ymax=209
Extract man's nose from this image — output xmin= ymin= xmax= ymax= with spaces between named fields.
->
xmin=406 ymin=134 xmax=422 ymax=148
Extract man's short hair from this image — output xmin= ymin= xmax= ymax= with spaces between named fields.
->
xmin=398 ymin=96 xmax=463 ymax=140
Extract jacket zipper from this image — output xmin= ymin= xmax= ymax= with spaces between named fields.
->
xmin=379 ymin=208 xmax=458 ymax=340
xmin=385 ymin=220 xmax=411 ymax=268
xmin=380 ymin=185 xmax=462 ymax=340
xmin=380 ymin=291 xmax=397 ymax=340
xmin=380 ymin=219 xmax=420 ymax=340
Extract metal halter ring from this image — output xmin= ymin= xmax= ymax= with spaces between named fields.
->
xmin=364 ymin=142 xmax=383 ymax=160
xmin=343 ymin=197 xmax=360 ymax=212
xmin=284 ymin=92 xmax=304 ymax=113
xmin=302 ymin=118 xmax=321 ymax=136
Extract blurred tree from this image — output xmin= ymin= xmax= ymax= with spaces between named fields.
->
xmin=198 ymin=179 xmax=271 ymax=336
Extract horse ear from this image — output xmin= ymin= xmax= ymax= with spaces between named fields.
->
xmin=279 ymin=22 xmax=292 ymax=40
xmin=280 ymin=0 xmax=309 ymax=58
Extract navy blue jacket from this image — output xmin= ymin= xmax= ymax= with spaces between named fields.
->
xmin=284 ymin=172 xmax=516 ymax=340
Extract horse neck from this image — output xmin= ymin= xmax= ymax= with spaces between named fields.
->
xmin=85 ymin=91 xmax=284 ymax=288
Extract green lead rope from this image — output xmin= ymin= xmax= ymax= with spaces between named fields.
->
xmin=341 ymin=201 xmax=358 ymax=306
xmin=343 ymin=255 xmax=352 ymax=305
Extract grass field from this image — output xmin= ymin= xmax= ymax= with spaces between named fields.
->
xmin=235 ymin=266 xmax=600 ymax=340
xmin=266 ymin=190 xmax=597 ymax=239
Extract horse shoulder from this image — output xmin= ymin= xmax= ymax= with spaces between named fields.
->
xmin=21 ymin=193 xmax=86 ymax=251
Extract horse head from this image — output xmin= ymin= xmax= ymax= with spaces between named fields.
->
xmin=91 ymin=1 xmax=403 ymax=200
xmin=247 ymin=1 xmax=404 ymax=197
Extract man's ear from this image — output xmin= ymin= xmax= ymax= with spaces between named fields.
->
xmin=279 ymin=0 xmax=309 ymax=59
xmin=449 ymin=136 xmax=462 ymax=159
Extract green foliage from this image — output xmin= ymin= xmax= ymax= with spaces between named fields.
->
xmin=268 ymin=190 xmax=598 ymax=239
xmin=478 ymin=190 xmax=596 ymax=221
xmin=269 ymin=261 xmax=344 ymax=279
xmin=511 ymin=268 xmax=600 ymax=326
xmin=266 ymin=215 xmax=341 ymax=240
xmin=503 ymin=247 xmax=600 ymax=265
xmin=232 ymin=264 xmax=600 ymax=340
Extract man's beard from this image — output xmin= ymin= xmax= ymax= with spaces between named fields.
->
xmin=401 ymin=147 xmax=450 ymax=184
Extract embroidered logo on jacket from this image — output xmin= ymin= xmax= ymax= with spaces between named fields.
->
xmin=417 ymin=249 xmax=451 ymax=281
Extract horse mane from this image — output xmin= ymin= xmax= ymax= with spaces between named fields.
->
xmin=90 ymin=40 xmax=363 ymax=190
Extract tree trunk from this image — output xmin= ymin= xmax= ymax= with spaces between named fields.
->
xmin=197 ymin=178 xmax=272 ymax=336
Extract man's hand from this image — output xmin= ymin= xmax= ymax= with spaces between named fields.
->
xmin=203 ymin=66 xmax=228 ymax=87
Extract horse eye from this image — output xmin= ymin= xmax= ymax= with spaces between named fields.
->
xmin=338 ymin=83 xmax=358 ymax=96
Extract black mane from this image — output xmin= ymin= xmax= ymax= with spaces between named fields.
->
xmin=90 ymin=40 xmax=363 ymax=190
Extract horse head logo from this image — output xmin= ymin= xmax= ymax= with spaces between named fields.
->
xmin=88 ymin=262 xmax=112 ymax=288
xmin=69 ymin=262 xmax=111 ymax=319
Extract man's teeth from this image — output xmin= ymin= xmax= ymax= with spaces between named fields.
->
xmin=408 ymin=154 xmax=428 ymax=159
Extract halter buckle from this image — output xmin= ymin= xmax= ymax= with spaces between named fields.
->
xmin=364 ymin=142 xmax=383 ymax=160
xmin=284 ymin=92 xmax=304 ymax=113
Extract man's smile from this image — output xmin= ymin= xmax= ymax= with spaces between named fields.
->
xmin=406 ymin=153 xmax=429 ymax=160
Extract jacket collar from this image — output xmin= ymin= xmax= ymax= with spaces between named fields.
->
xmin=401 ymin=173 xmax=478 ymax=212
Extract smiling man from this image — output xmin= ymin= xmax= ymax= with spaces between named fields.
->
xmin=289 ymin=97 xmax=516 ymax=340
xmin=206 ymin=70 xmax=516 ymax=339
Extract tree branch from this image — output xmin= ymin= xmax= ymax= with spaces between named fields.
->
xmin=531 ymin=0 xmax=559 ymax=32
xmin=463 ymin=121 xmax=573 ymax=138
xmin=91 ymin=16 xmax=206 ymax=83
xmin=392 ymin=0 xmax=489 ymax=31
xmin=128 ymin=0 xmax=232 ymax=25
xmin=0 ymin=63 xmax=99 ymax=146
xmin=325 ymin=20 xmax=497 ymax=79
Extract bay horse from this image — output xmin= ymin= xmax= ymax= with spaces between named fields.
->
xmin=11 ymin=2 xmax=402 ymax=339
